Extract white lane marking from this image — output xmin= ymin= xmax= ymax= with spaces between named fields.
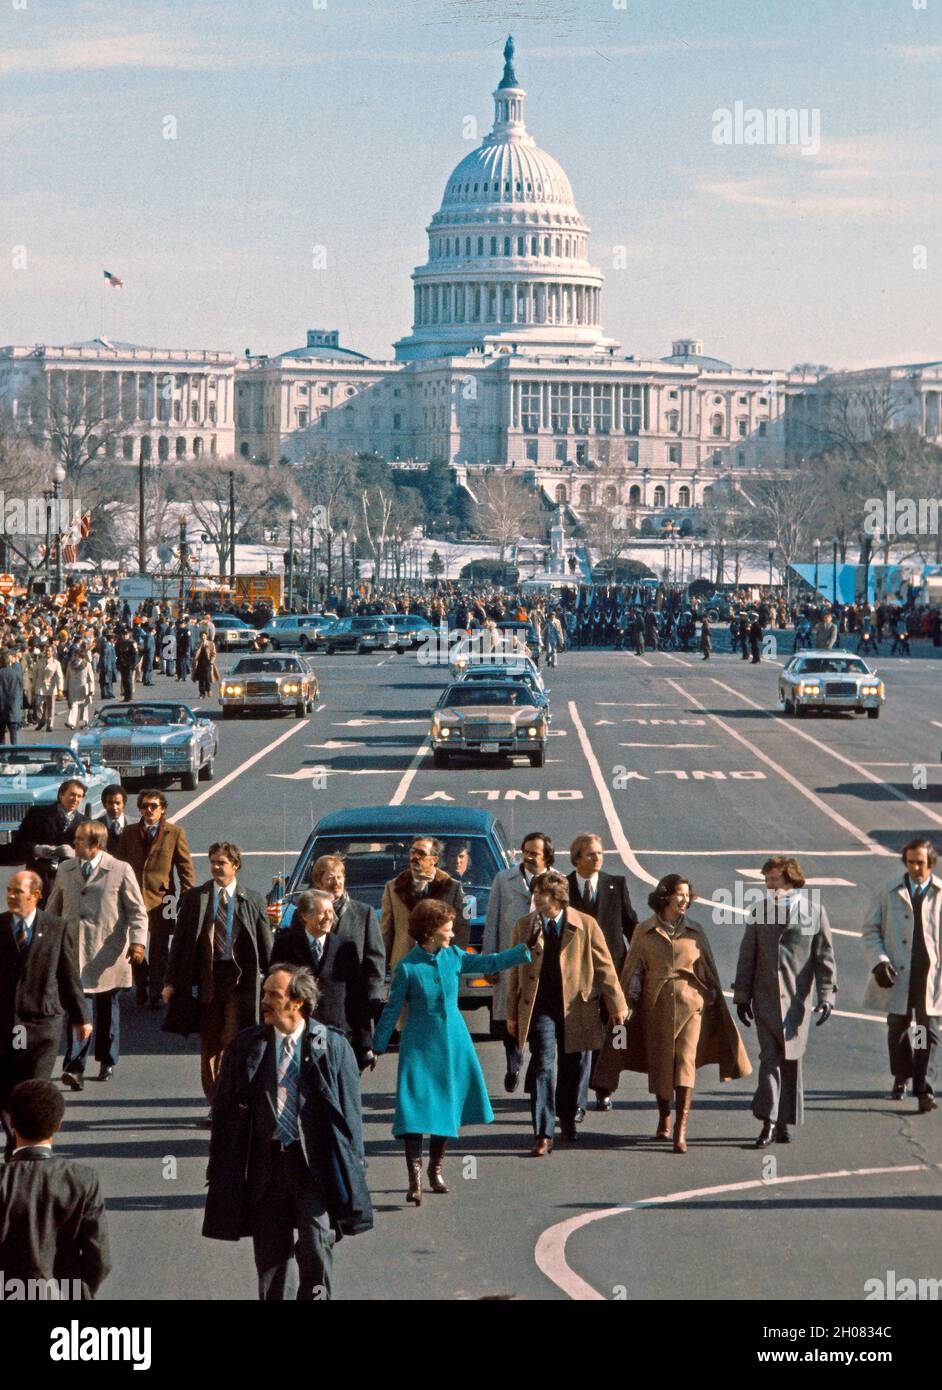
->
xmin=569 ymin=701 xmax=659 ymax=889
xmin=315 ymin=703 xmax=326 ymax=711
xmin=619 ymin=742 xmax=716 ymax=748
xmin=305 ymin=740 xmax=365 ymax=749
xmin=664 ymin=679 xmax=892 ymax=857
xmin=711 ymin=677 xmax=942 ymax=833
xmin=534 ymin=1163 xmax=940 ymax=1301
xmin=390 ymin=738 xmax=432 ymax=806
xmin=334 ymin=718 xmax=426 ymax=727
xmin=631 ymin=654 xmax=653 ymax=668
xmin=173 ymin=721 xmax=309 ymax=823
xmin=932 ymin=720 xmax=942 ymax=730
xmin=860 ymin=762 xmax=921 ymax=768
xmin=659 ymin=652 xmax=694 ymax=667
xmin=633 ymin=848 xmax=876 ymax=856
xmin=267 ymin=768 xmax=398 ymax=780
xmin=598 ymin=702 xmax=668 ymax=707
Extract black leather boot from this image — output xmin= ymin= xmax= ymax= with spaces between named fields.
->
xmin=427 ymin=1136 xmax=449 ymax=1194
xmin=404 ymin=1134 xmax=423 ymax=1205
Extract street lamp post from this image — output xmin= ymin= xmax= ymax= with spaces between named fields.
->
xmin=307 ymin=524 xmax=315 ymax=609
xmin=832 ymin=535 xmax=839 ymax=609
xmin=768 ymin=547 xmax=774 ymax=588
xmin=340 ymin=529 xmax=347 ymax=596
xmin=43 ymin=489 xmax=52 ymax=580
xmin=287 ymin=508 xmax=298 ymax=611
xmin=52 ymin=463 xmax=66 ymax=594
xmin=813 ymin=539 xmax=820 ymax=602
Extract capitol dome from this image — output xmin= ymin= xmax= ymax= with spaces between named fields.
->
xmin=394 ymin=38 xmax=618 ymax=361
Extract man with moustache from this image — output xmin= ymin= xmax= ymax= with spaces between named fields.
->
xmin=116 ymin=788 xmax=195 ymax=1010
xmin=482 ymin=831 xmax=554 ymax=1093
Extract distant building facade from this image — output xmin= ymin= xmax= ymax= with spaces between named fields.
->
xmin=2 ymin=40 xmax=939 ymax=519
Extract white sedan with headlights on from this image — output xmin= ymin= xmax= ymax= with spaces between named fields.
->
xmin=430 ymin=680 xmax=547 ymax=768
xmin=778 ymin=653 xmax=885 ymax=719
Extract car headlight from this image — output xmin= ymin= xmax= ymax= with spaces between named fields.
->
xmin=438 ymin=726 xmax=451 ymax=739
xmin=282 ymin=682 xmax=300 ymax=694
xmin=222 ymin=684 xmax=243 ymax=695
xmin=526 ymin=724 xmax=544 ymax=738
xmin=797 ymin=683 xmax=820 ymax=695
xmin=861 ymin=684 xmax=883 ymax=695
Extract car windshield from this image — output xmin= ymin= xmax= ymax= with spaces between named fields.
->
xmin=796 ymin=658 xmax=870 ymax=675
xmin=441 ymin=684 xmax=532 ymax=707
xmin=232 ymin=658 xmax=302 ymax=674
xmin=289 ymin=834 xmax=502 ymax=916
xmin=0 ymin=749 xmax=79 ymax=776
xmin=95 ymin=706 xmax=192 ymax=727
xmin=351 ymin=619 xmax=386 ymax=630
xmin=462 ymin=669 xmax=539 ymax=691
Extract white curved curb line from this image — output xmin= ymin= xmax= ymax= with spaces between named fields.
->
xmin=535 ymin=1163 xmax=942 ymax=1300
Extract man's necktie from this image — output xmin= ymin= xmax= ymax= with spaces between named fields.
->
xmin=276 ymin=1036 xmax=299 ymax=1145
xmin=213 ymin=891 xmax=229 ymax=958
xmin=584 ymin=880 xmax=595 ymax=910
xmin=311 ymin=936 xmax=323 ymax=968
xmin=14 ymin=917 xmax=27 ymax=952
xmin=81 ymin=861 xmax=93 ymax=882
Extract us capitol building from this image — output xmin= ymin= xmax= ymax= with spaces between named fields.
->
xmin=3 ymin=38 xmax=941 ymax=517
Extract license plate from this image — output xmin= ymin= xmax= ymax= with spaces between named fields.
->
xmin=480 ymin=741 xmax=499 ymax=752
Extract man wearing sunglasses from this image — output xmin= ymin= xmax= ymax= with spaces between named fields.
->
xmin=115 ymin=789 xmax=195 ymax=1009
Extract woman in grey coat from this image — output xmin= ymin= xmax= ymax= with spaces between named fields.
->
xmin=733 ymin=856 xmax=837 ymax=1147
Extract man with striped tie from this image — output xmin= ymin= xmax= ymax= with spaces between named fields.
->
xmin=162 ymin=842 xmax=271 ymax=1125
xmin=203 ymin=964 xmax=373 ymax=1299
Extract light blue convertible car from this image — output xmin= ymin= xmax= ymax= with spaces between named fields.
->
xmin=72 ymin=701 xmax=218 ymax=791
xmin=0 ymin=745 xmax=121 ymax=845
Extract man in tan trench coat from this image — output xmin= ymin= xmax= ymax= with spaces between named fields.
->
xmin=48 ymin=821 xmax=149 ymax=1088
xmin=505 ymin=870 xmax=626 ymax=1156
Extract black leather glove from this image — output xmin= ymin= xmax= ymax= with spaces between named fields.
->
xmin=873 ymin=961 xmax=897 ymax=989
xmin=370 ymin=999 xmax=386 ymax=1023
xmin=358 ymin=1050 xmax=377 ymax=1072
xmin=736 ymin=1002 xmax=753 ymax=1027
xmin=815 ymin=1002 xmax=833 ymax=1026
xmin=526 ymin=921 xmax=543 ymax=950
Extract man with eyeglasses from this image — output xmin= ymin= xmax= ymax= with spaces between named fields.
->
xmin=380 ymin=837 xmax=468 ymax=977
xmin=115 ymin=789 xmax=195 ymax=1010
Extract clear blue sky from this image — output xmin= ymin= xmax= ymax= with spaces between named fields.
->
xmin=2 ymin=0 xmax=940 ymax=370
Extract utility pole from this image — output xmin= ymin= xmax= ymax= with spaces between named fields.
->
xmin=138 ymin=452 xmax=146 ymax=574
xmin=178 ymin=518 xmax=188 ymax=617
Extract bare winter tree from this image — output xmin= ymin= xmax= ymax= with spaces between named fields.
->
xmin=172 ymin=461 xmax=303 ymax=575
xmin=27 ymin=375 xmax=119 ymax=480
xmin=583 ymin=503 xmax=635 ymax=578
xmin=472 ymin=472 xmax=544 ymax=562
xmin=296 ymin=447 xmax=358 ymax=590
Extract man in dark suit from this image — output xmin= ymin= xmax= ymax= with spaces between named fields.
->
xmin=13 ymin=777 xmax=89 ymax=902
xmin=95 ymin=784 xmax=128 ymax=855
xmin=162 ymin=840 xmax=272 ymax=1121
xmin=0 ymin=650 xmax=24 ymax=744
xmin=116 ymin=788 xmax=195 ymax=1008
xmin=567 ymin=831 xmax=638 ymax=1112
xmin=203 ymin=963 xmax=372 ymax=1300
xmin=271 ymin=881 xmax=384 ymax=1068
xmin=0 ymin=1079 xmax=110 ymax=1298
xmin=0 ymin=871 xmax=91 ymax=1155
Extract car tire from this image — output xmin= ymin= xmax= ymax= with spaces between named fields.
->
xmin=783 ymin=696 xmax=795 ymax=715
xmin=867 ymin=707 xmax=880 ymax=719
xmin=181 ymin=768 xmax=198 ymax=791
xmin=433 ymin=749 xmax=449 ymax=769
xmin=325 ymin=644 xmax=334 ymax=655
xmin=199 ymin=757 xmax=214 ymax=782
xmin=529 ymin=749 xmax=546 ymax=768
xmin=303 ymin=637 xmax=314 ymax=651
xmin=795 ymin=704 xmax=807 ymax=719
xmin=295 ymin=702 xmax=306 ymax=718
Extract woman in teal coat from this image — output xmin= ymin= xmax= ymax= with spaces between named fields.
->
xmin=374 ymin=897 xmax=536 ymax=1206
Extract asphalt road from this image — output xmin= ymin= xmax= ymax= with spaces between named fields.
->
xmin=8 ymin=642 xmax=942 ymax=1302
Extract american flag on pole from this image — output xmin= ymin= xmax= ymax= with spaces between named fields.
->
xmin=103 ymin=269 xmax=124 ymax=288
xmin=60 ymin=511 xmax=91 ymax=566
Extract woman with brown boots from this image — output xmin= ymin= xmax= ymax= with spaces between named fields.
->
xmin=592 ymin=874 xmax=751 ymax=1151
xmin=373 ymin=898 xmax=536 ymax=1205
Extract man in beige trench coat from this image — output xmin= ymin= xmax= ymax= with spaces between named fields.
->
xmin=47 ymin=821 xmax=149 ymax=1088
xmin=505 ymin=870 xmax=626 ymax=1156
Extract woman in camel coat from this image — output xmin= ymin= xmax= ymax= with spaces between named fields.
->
xmin=593 ymin=873 xmax=751 ymax=1152
xmin=191 ymin=634 xmax=219 ymax=698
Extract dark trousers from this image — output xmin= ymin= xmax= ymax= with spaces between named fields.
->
xmin=526 ymin=1010 xmax=589 ymax=1137
xmin=495 ymin=1019 xmax=522 ymax=1075
xmin=99 ymin=680 xmax=114 ymax=699
xmin=142 ymin=664 xmax=153 ymax=686
xmin=138 ymin=917 xmax=173 ymax=1005
xmin=63 ymin=989 xmax=121 ymax=1073
xmin=119 ymin=669 xmax=134 ymax=701
xmin=200 ymin=966 xmax=256 ymax=1103
xmin=753 ymin=1025 xmax=803 ymax=1125
xmin=252 ymin=1144 xmax=335 ymax=1300
xmin=0 ymin=720 xmax=18 ymax=744
xmin=887 ymin=1009 xmax=942 ymax=1095
xmin=1 ymin=1029 xmax=60 ymax=1157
